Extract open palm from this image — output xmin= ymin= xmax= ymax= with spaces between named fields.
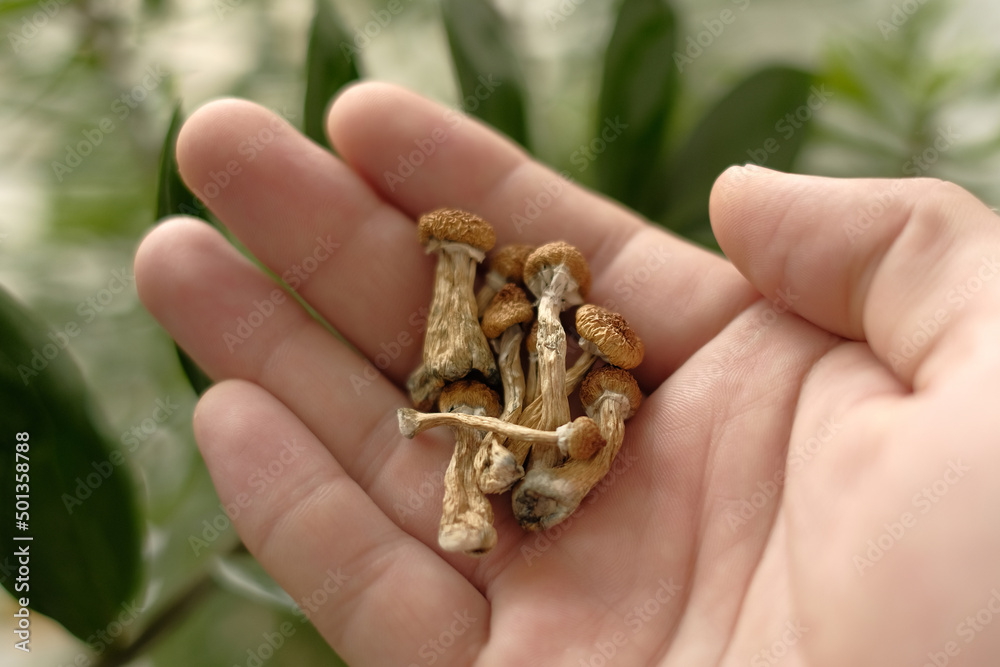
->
xmin=135 ymin=83 xmax=1000 ymax=667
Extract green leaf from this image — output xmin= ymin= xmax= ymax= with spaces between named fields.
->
xmin=156 ymin=104 xmax=211 ymax=223
xmin=0 ymin=286 xmax=142 ymax=641
xmin=441 ymin=0 xmax=530 ymax=148
xmin=304 ymin=0 xmax=361 ymax=149
xmin=176 ymin=346 xmax=213 ymax=396
xmin=156 ymin=104 xmax=215 ymax=395
xmin=595 ymin=0 xmax=679 ymax=215
xmin=660 ymin=65 xmax=815 ymax=246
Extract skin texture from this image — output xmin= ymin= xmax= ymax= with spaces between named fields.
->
xmin=135 ymin=82 xmax=1000 ymax=667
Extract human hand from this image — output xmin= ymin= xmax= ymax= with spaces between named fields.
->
xmin=135 ymin=82 xmax=1000 ymax=666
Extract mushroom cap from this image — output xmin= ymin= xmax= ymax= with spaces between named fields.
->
xmin=438 ymin=380 xmax=501 ymax=417
xmin=525 ymin=320 xmax=538 ymax=354
xmin=488 ymin=244 xmax=534 ymax=283
xmin=523 ymin=242 xmax=591 ymax=299
xmin=564 ymin=416 xmax=605 ymax=460
xmin=481 ymin=284 xmax=533 ymax=338
xmin=418 ymin=209 xmax=496 ymax=252
xmin=579 ymin=366 xmax=641 ymax=419
xmin=575 ymin=304 xmax=645 ymax=369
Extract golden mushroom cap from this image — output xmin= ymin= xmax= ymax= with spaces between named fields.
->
xmin=481 ymin=284 xmax=533 ymax=339
xmin=488 ymin=244 xmax=535 ymax=283
xmin=438 ymin=380 xmax=501 ymax=417
xmin=580 ymin=366 xmax=642 ymax=419
xmin=418 ymin=208 xmax=496 ymax=252
xmin=575 ymin=304 xmax=645 ymax=370
xmin=565 ymin=416 xmax=605 ymax=460
xmin=523 ymin=241 xmax=592 ymax=299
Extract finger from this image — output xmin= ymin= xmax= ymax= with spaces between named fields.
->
xmin=175 ymin=98 xmax=434 ymax=389
xmin=326 ymin=82 xmax=759 ymax=386
xmin=135 ymin=217 xmax=454 ymax=555
xmin=710 ymin=167 xmax=1000 ymax=384
xmin=192 ymin=379 xmax=488 ymax=667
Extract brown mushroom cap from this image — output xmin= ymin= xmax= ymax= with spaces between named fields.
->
xmin=575 ymin=305 xmax=645 ymax=369
xmin=438 ymin=380 xmax=501 ymax=417
xmin=526 ymin=320 xmax=538 ymax=353
xmin=523 ymin=242 xmax=592 ymax=299
xmin=481 ymin=284 xmax=533 ymax=339
xmin=418 ymin=209 xmax=496 ymax=252
xmin=563 ymin=416 xmax=605 ymax=460
xmin=489 ymin=244 xmax=534 ymax=283
xmin=580 ymin=366 xmax=641 ymax=419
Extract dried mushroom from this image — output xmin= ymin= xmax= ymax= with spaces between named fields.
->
xmin=407 ymin=209 xmax=500 ymax=411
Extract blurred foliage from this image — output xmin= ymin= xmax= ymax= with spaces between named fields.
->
xmin=2 ymin=0 xmax=998 ymax=665
xmin=596 ymin=0 xmax=679 ymax=212
xmin=442 ymin=0 xmax=532 ymax=148
xmin=304 ymin=0 xmax=361 ymax=149
xmin=0 ymin=286 xmax=142 ymax=641
xmin=155 ymin=105 xmax=215 ymax=396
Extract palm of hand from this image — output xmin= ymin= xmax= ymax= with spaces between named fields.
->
xmin=136 ymin=83 xmax=1000 ymax=667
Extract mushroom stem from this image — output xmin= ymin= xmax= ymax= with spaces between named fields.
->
xmin=524 ymin=322 xmax=539 ymax=405
xmin=476 ymin=324 xmax=527 ymax=493
xmin=505 ymin=359 xmax=592 ymax=466
xmin=513 ymin=367 xmax=641 ymax=531
xmin=534 ymin=264 xmax=576 ymax=432
xmin=433 ymin=380 xmax=501 ymax=556
xmin=398 ymin=410 xmax=604 ymax=460
xmin=521 ymin=243 xmax=590 ymax=472
xmin=564 ymin=348 xmax=597 ymax=385
xmin=440 ymin=420 xmax=497 ymax=556
xmin=423 ymin=243 xmax=497 ymax=381
xmin=408 ymin=210 xmax=499 ymax=410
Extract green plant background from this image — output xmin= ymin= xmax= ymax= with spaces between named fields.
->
xmin=2 ymin=0 xmax=999 ymax=665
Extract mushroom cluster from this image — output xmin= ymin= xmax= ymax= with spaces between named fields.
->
xmin=398 ymin=208 xmax=645 ymax=556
